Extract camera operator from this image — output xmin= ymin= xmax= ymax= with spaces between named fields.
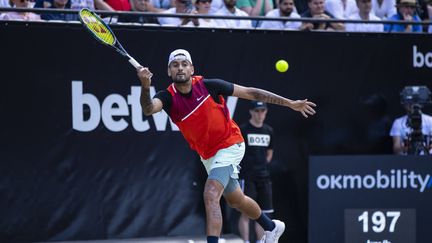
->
xmin=390 ymin=86 xmax=432 ymax=155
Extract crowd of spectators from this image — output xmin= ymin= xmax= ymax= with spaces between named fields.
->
xmin=0 ymin=0 xmax=431 ymax=32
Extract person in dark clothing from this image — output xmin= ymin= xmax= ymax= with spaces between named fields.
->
xmin=238 ymin=101 xmax=275 ymax=243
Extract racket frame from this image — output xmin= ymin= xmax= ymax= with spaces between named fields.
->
xmin=78 ymin=8 xmax=141 ymax=68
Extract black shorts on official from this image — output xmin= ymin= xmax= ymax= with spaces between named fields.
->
xmin=240 ymin=178 xmax=274 ymax=213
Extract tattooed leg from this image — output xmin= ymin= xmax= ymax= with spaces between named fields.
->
xmin=203 ymin=179 xmax=225 ymax=236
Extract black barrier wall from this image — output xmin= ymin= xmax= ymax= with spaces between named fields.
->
xmin=1 ymin=22 xmax=432 ymax=242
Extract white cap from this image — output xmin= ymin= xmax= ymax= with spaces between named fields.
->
xmin=168 ymin=49 xmax=193 ymax=66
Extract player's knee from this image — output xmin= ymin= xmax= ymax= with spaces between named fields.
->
xmin=226 ymin=194 xmax=246 ymax=209
xmin=203 ymin=183 xmax=221 ymax=206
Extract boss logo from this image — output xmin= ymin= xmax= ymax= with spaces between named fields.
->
xmin=413 ymin=45 xmax=432 ymax=68
xmin=247 ymin=134 xmax=270 ymax=147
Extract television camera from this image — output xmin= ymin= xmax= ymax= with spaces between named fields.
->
xmin=400 ymin=86 xmax=432 ymax=155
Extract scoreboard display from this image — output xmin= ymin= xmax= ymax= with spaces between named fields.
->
xmin=309 ymin=156 xmax=432 ymax=243
xmin=344 ymin=209 xmax=416 ymax=243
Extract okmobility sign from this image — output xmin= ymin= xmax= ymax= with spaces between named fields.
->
xmin=309 ymin=155 xmax=432 ymax=243
xmin=316 ymin=169 xmax=432 ymax=192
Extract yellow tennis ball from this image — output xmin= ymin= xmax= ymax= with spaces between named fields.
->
xmin=275 ymin=60 xmax=289 ymax=72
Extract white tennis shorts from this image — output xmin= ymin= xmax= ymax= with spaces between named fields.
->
xmin=200 ymin=142 xmax=245 ymax=179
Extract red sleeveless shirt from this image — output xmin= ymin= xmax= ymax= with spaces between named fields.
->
xmin=167 ymin=76 xmax=244 ymax=159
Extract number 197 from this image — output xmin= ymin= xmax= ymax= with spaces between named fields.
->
xmin=358 ymin=211 xmax=400 ymax=233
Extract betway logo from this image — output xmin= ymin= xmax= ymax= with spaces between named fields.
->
xmin=71 ymin=81 xmax=238 ymax=132
xmin=316 ymin=169 xmax=432 ymax=192
xmin=413 ymin=45 xmax=432 ymax=68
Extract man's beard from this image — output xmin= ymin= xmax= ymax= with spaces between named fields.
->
xmin=281 ymin=10 xmax=292 ymax=16
xmin=172 ymin=76 xmax=189 ymax=83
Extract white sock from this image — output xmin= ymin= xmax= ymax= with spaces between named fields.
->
xmin=256 ymin=241 xmax=264 ymax=243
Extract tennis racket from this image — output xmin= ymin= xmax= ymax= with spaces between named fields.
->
xmin=78 ymin=8 xmax=141 ymax=68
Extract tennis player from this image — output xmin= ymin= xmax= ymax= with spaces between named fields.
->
xmin=137 ymin=49 xmax=316 ymax=243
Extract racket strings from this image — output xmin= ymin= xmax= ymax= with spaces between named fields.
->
xmin=80 ymin=10 xmax=115 ymax=45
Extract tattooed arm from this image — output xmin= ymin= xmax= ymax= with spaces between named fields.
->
xmin=232 ymin=84 xmax=317 ymax=118
xmin=137 ymin=66 xmax=163 ymax=116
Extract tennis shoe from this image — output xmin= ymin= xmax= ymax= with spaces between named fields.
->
xmin=261 ymin=219 xmax=285 ymax=243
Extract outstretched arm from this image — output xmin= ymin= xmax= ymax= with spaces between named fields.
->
xmin=232 ymin=84 xmax=316 ymax=118
xmin=137 ymin=66 xmax=163 ymax=116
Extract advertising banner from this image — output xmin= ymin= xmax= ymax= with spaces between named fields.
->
xmin=309 ymin=155 xmax=432 ymax=243
xmin=1 ymin=21 xmax=431 ymax=241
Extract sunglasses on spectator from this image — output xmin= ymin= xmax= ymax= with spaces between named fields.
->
xmin=197 ymin=0 xmax=212 ymax=3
